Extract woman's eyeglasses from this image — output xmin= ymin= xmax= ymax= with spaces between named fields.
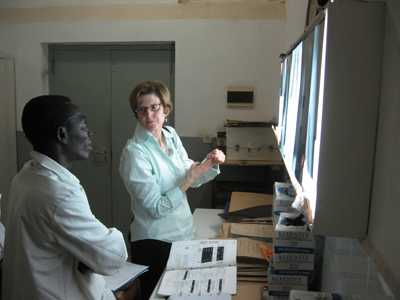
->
xmin=135 ymin=103 xmax=162 ymax=114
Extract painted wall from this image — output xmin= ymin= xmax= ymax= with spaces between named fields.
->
xmin=0 ymin=0 xmax=311 ymax=138
xmin=0 ymin=57 xmax=17 ymax=214
xmin=368 ymin=1 xmax=400 ymax=296
xmin=0 ymin=17 xmax=286 ymax=137
xmin=285 ymin=0 xmax=308 ymax=50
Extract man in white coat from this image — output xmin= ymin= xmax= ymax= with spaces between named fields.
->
xmin=2 ymin=95 xmax=137 ymax=300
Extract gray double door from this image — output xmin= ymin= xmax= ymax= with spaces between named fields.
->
xmin=49 ymin=44 xmax=175 ymax=242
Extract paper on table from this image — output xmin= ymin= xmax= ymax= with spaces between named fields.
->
xmin=104 ymin=261 xmax=148 ymax=291
xmin=159 ymin=239 xmax=237 ymax=297
xmin=158 ymin=266 xmax=236 ymax=296
xmin=237 ymin=276 xmax=267 ymax=282
xmin=230 ymin=223 xmax=274 ymax=239
xmin=237 ymin=267 xmax=268 ymax=278
xmin=166 ymin=239 xmax=237 ymax=270
xmin=169 ymin=293 xmax=231 ymax=300
xmin=229 ymin=192 xmax=273 ymax=212
xmin=237 ymin=238 xmax=271 ymax=262
xmin=219 ymin=207 xmax=272 ymax=222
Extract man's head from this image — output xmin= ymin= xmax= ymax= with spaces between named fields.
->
xmin=22 ymin=95 xmax=92 ymax=161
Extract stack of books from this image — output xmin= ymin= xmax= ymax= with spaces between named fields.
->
xmin=268 ymin=183 xmax=316 ymax=300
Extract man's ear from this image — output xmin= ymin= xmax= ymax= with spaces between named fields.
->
xmin=56 ymin=126 xmax=69 ymax=144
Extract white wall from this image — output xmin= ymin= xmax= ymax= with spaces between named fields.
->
xmin=284 ymin=0 xmax=308 ymax=50
xmin=0 ymin=57 xmax=17 ymax=214
xmin=368 ymin=1 xmax=400 ymax=296
xmin=0 ymin=18 xmax=285 ymax=137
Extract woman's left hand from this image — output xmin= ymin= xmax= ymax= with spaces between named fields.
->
xmin=206 ymin=149 xmax=225 ymax=165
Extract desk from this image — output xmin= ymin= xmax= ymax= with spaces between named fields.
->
xmin=149 ymin=208 xmax=265 ymax=300
xmin=192 ymin=208 xmax=224 ymax=239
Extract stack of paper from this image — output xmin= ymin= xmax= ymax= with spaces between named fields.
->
xmin=157 ymin=239 xmax=237 ymax=297
xmin=230 ymin=223 xmax=274 ymax=239
xmin=219 ymin=192 xmax=274 ymax=283
xmin=169 ymin=295 xmax=232 ymax=300
xmin=236 ymin=238 xmax=270 ymax=282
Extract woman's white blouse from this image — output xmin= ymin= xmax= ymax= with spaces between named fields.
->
xmin=2 ymin=151 xmax=127 ymax=300
xmin=119 ymin=125 xmax=220 ymax=242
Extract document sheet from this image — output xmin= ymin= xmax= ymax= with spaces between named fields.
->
xmin=169 ymin=293 xmax=232 ymax=300
xmin=159 ymin=266 xmax=236 ymax=296
xmin=166 ymin=239 xmax=237 ymax=270
xmin=158 ymin=239 xmax=237 ymax=297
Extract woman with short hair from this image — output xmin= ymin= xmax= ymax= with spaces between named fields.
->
xmin=119 ymin=81 xmax=225 ymax=298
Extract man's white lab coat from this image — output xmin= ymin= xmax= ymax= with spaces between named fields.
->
xmin=2 ymin=151 xmax=128 ymax=300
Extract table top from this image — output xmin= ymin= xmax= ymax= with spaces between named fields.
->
xmin=192 ymin=208 xmax=224 ymax=239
